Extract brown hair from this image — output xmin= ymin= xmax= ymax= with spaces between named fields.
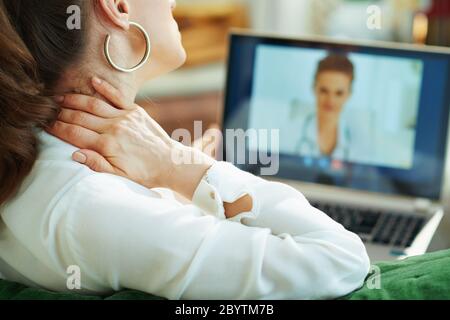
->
xmin=315 ymin=54 xmax=355 ymax=84
xmin=0 ymin=0 xmax=89 ymax=205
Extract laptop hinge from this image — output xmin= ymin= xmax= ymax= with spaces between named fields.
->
xmin=413 ymin=198 xmax=433 ymax=214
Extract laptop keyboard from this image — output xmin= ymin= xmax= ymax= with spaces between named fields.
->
xmin=310 ymin=202 xmax=427 ymax=248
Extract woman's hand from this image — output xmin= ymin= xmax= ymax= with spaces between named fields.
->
xmin=48 ymin=77 xmax=215 ymax=200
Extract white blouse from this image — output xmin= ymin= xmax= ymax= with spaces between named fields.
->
xmin=0 ymin=132 xmax=370 ymax=300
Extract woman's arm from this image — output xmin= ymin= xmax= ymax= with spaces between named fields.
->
xmin=56 ymin=169 xmax=369 ymax=300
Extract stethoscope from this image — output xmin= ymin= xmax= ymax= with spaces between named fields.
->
xmin=295 ymin=112 xmax=352 ymax=160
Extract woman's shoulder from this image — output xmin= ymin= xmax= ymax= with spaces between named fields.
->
xmin=3 ymin=131 xmax=173 ymax=227
xmin=2 ymin=159 xmax=90 ymax=220
xmin=3 ymin=157 xmax=156 ymax=222
xmin=1 ymin=159 xmax=169 ymax=268
xmin=67 ymin=169 xmax=161 ymax=204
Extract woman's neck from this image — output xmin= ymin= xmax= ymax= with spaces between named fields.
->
xmin=55 ymin=26 xmax=144 ymax=103
xmin=56 ymin=67 xmax=138 ymax=104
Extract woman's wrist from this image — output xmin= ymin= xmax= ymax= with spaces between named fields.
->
xmin=224 ymin=194 xmax=254 ymax=219
xmin=166 ymin=144 xmax=216 ymax=200
xmin=166 ymin=148 xmax=254 ymax=217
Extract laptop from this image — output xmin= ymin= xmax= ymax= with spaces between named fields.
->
xmin=221 ymin=30 xmax=450 ymax=261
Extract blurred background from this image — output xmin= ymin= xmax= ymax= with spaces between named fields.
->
xmin=137 ymin=0 xmax=449 ymax=135
xmin=136 ymin=0 xmax=450 ymax=251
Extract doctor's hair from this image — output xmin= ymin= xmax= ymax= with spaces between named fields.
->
xmin=0 ymin=0 xmax=89 ymax=205
xmin=314 ymin=54 xmax=355 ymax=84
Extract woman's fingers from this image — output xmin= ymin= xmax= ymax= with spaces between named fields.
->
xmin=58 ymin=108 xmax=109 ymax=133
xmin=61 ymin=94 xmax=122 ymax=118
xmin=47 ymin=121 xmax=101 ymax=151
xmin=92 ymin=77 xmax=134 ymax=110
xmin=72 ymin=150 xmax=116 ymax=174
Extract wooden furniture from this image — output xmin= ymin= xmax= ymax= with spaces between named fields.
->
xmin=425 ymin=0 xmax=450 ymax=46
xmin=174 ymin=3 xmax=249 ymax=67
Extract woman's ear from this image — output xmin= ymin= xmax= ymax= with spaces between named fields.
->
xmin=98 ymin=0 xmax=130 ymax=30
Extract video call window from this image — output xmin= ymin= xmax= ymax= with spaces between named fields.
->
xmin=248 ymin=45 xmax=424 ymax=170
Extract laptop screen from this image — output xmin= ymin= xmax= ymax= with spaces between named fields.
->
xmin=223 ymin=33 xmax=450 ymax=200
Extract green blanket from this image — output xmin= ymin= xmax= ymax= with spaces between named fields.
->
xmin=1 ymin=249 xmax=450 ymax=300
xmin=342 ymin=249 xmax=450 ymax=300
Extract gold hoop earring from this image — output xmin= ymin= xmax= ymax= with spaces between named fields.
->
xmin=104 ymin=21 xmax=151 ymax=73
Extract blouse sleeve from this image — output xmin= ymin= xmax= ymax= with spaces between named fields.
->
xmin=56 ymin=162 xmax=370 ymax=300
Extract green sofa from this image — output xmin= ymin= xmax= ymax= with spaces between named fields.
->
xmin=1 ymin=249 xmax=449 ymax=300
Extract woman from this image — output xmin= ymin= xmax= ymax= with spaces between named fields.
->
xmin=0 ymin=0 xmax=370 ymax=299
xmin=295 ymin=54 xmax=354 ymax=159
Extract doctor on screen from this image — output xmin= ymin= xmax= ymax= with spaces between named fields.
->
xmin=295 ymin=54 xmax=355 ymax=160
